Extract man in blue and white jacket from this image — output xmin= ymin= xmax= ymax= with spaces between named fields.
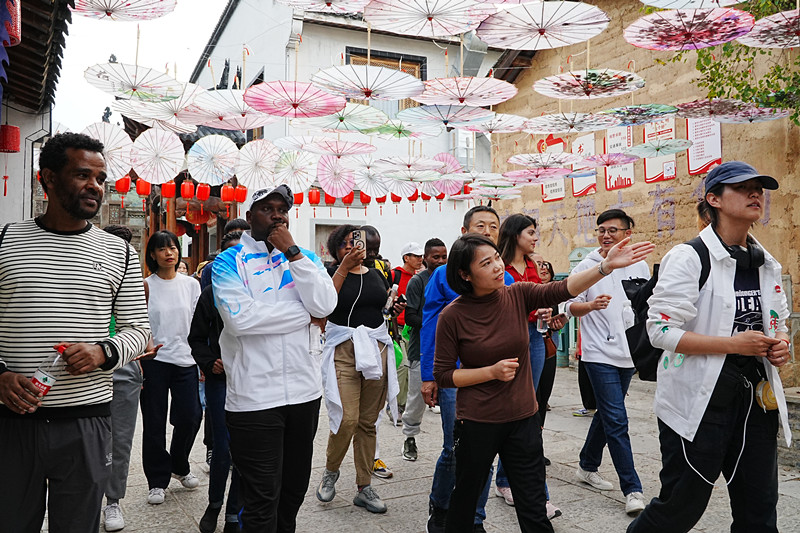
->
xmin=212 ymin=185 xmax=338 ymax=532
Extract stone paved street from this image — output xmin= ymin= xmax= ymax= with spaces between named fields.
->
xmin=77 ymin=368 xmax=800 ymax=533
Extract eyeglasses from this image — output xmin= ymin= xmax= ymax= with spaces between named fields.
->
xmin=594 ymin=227 xmax=629 ymax=236
xmin=541 ymin=262 xmax=552 ymax=269
xmin=339 ymin=239 xmax=355 ymax=248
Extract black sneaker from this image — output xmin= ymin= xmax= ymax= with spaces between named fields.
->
xmin=199 ymin=504 xmax=222 ymax=533
xmin=473 ymin=523 xmax=487 ymax=533
xmin=426 ymin=504 xmax=446 ymax=533
xmin=402 ymin=437 xmax=418 ymax=461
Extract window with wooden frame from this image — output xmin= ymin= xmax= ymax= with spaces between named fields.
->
xmin=345 ymin=47 xmax=426 ymax=119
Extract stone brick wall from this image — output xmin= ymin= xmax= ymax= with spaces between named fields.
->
xmin=492 ymin=0 xmax=800 ymax=385
xmin=780 ymin=388 xmax=800 ymax=467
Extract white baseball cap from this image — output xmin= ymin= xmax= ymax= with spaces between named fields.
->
xmin=401 ymin=241 xmax=424 ymax=257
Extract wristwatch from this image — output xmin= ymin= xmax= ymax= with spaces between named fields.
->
xmin=0 ymin=361 xmax=8 ymax=377
xmin=286 ymin=245 xmax=302 ymax=260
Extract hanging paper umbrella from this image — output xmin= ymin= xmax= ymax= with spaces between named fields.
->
xmin=502 ymin=167 xmax=572 ymax=184
xmin=433 ymin=152 xmax=463 ymax=174
xmin=355 ymin=167 xmax=391 ymax=197
xmin=341 ymin=154 xmax=378 ymax=172
xmin=578 ymin=153 xmax=640 ymax=168
xmin=84 ymin=62 xmax=184 ymax=102
xmin=737 ymin=9 xmax=800 ymax=48
xmin=81 ymin=122 xmax=133 ymax=180
xmin=363 ymin=0 xmax=496 ymax=38
xmin=412 ymin=77 xmax=518 ymax=107
xmin=273 ymin=150 xmax=317 ymax=193
xmin=533 ymin=69 xmax=645 ymax=100
xmin=640 ymin=0 xmax=740 ymax=7
xmin=624 ymin=8 xmax=754 ymax=51
xmin=458 ymin=113 xmax=528 ymax=134
xmin=713 ymin=106 xmax=792 ymax=124
xmin=623 ymin=139 xmax=693 ymax=159
xmin=444 ymin=170 xmax=503 ymax=183
xmin=471 ymin=180 xmax=517 ymax=191
xmin=209 ymin=113 xmax=280 ymax=132
xmin=363 ymin=119 xmax=443 ymax=139
xmin=397 ymin=105 xmax=495 ymax=127
xmin=317 ymin=155 xmax=356 ymax=197
xmin=236 ymin=139 xmax=282 ymax=190
xmin=276 ymin=0 xmax=369 ymax=14
xmin=72 ymin=0 xmax=177 ymax=21
xmin=273 ymin=135 xmax=331 ymax=151
xmin=476 ymin=1 xmax=610 ymax=50
xmin=186 ymin=89 xmax=280 ymax=131
xmin=113 ymin=82 xmax=204 ymax=121
xmin=130 ymin=128 xmax=184 ymax=184
xmin=523 ymin=112 xmax=621 ymax=134
xmin=187 ymin=135 xmax=240 ymax=186
xmin=304 ymin=139 xmax=377 ymax=158
xmin=376 ymin=156 xmax=445 ymax=172
xmin=507 ymin=152 xmax=582 ymax=168
xmin=386 ymin=177 xmax=420 ymax=197
xmin=244 ymin=81 xmax=346 ymax=119
xmin=432 ymin=175 xmax=466 ymax=195
xmin=382 ymin=169 xmax=441 ymax=182
xmin=599 ymin=104 xmax=678 ymax=126
xmin=311 ymin=64 xmax=424 ymax=101
xmin=674 ymin=98 xmax=749 ymax=118
xmin=112 ymin=100 xmax=198 ymax=134
xmin=293 ymin=102 xmax=389 ymax=132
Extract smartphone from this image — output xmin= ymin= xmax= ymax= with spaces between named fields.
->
xmin=352 ymin=230 xmax=366 ymax=251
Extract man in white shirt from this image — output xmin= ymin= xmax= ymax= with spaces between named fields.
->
xmin=566 ymin=209 xmax=648 ymax=516
xmin=212 ymin=185 xmax=338 ymax=533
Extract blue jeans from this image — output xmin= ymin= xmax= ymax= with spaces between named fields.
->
xmin=430 ymin=386 xmax=491 ymax=524
xmin=205 ymin=378 xmax=240 ymax=516
xmin=579 ymin=362 xmax=642 ymax=496
xmin=497 ymin=328 xmax=546 ymax=490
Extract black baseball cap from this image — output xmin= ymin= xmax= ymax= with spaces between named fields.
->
xmin=704 ymin=161 xmax=778 ymax=194
xmin=250 ymin=184 xmax=294 ymax=209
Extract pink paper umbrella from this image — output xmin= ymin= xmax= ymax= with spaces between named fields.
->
xmin=578 ymin=153 xmax=640 ymax=168
xmin=737 ymin=9 xmax=800 ymax=48
xmin=477 ymin=1 xmax=610 ymax=51
xmin=433 ymin=152 xmax=463 ymax=174
xmin=72 ymin=0 xmax=176 ymax=21
xmin=397 ymin=105 xmax=495 ymax=127
xmin=507 ymin=152 xmax=582 ymax=168
xmin=413 ymin=77 xmax=518 ymax=107
xmin=640 ymin=0 xmax=741 ymax=9
xmin=276 ymin=0 xmax=370 ymax=15
xmin=304 ymin=140 xmax=377 ymax=158
xmin=523 ymin=112 xmax=621 ymax=134
xmin=502 ymin=167 xmax=571 ymax=184
xmin=624 ymin=8 xmax=754 ymax=51
xmin=317 ymin=155 xmax=356 ymax=197
xmin=363 ymin=0 xmax=496 ymax=38
xmin=244 ymin=81 xmax=346 ymax=119
xmin=311 ymin=65 xmax=424 ymax=101
xmin=533 ymin=69 xmax=645 ymax=100
xmin=187 ymin=89 xmax=280 ymax=131
xmin=433 ymin=176 xmax=466 ymax=195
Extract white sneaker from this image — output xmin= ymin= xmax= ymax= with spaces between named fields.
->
xmin=430 ymin=405 xmax=440 ymax=414
xmin=546 ymin=501 xmax=562 ymax=520
xmin=103 ymin=503 xmax=125 ymax=531
xmin=494 ymin=485 xmax=514 ymax=506
xmin=147 ymin=488 xmax=166 ymax=505
xmin=625 ymin=492 xmax=646 ymax=516
xmin=172 ymin=472 xmax=200 ymax=489
xmin=575 ymin=467 xmax=613 ymax=490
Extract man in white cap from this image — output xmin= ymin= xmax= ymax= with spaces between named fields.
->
xmin=212 ymin=184 xmax=338 ymax=532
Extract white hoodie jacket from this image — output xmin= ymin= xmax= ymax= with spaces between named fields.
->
xmin=212 ymin=232 xmax=338 ymax=412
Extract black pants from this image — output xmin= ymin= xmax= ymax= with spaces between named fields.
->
xmin=628 ymin=383 xmax=779 ymax=533
xmin=578 ymin=358 xmax=596 ymax=410
xmin=226 ymin=397 xmax=321 ymax=533
xmin=446 ymin=415 xmax=552 ymax=533
xmin=537 ymin=356 xmax=557 ymax=427
xmin=0 ymin=415 xmax=111 ymax=533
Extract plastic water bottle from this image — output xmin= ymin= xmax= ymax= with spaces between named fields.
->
xmin=309 ymin=323 xmax=325 ymax=356
xmin=31 ymin=346 xmax=66 ymax=397
xmin=382 ymin=284 xmax=399 ymax=317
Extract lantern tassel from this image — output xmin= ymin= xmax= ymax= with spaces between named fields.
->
xmin=121 ymin=196 xmax=125 ymax=209
xmin=2 ymin=175 xmax=7 ymax=196
xmin=313 ymin=207 xmax=316 ymax=217
xmin=346 ymin=207 xmax=350 ymax=217
xmin=142 ymin=198 xmax=146 ymax=212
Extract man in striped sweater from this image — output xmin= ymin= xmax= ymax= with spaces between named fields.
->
xmin=0 ymin=133 xmax=151 ymax=532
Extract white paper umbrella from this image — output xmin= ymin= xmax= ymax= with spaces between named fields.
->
xmin=507 ymin=152 xmax=582 ymax=168
xmin=72 ymin=0 xmax=177 ymax=21
xmin=382 ymin=169 xmax=441 ymax=182
xmin=188 ymin=89 xmax=281 ymax=131
xmin=387 ymin=178 xmax=420 ymax=197
xmin=523 ymin=112 xmax=621 ymax=134
xmin=317 ymin=155 xmax=356 ymax=197
xmin=311 ymin=65 xmax=424 ymax=101
xmin=81 ymin=122 xmax=133 ymax=180
xmin=364 ymin=119 xmax=444 ymax=139
xmin=236 ymin=140 xmax=282 ymax=190
xmin=341 ymin=154 xmax=378 ymax=171
xmin=292 ymin=102 xmax=389 ymax=132
xmin=623 ymin=139 xmax=693 ymax=159
xmin=113 ymin=100 xmax=198 ymax=134
xmin=458 ymin=113 xmax=528 ymax=133
xmin=130 ymin=129 xmax=184 ymax=184
xmin=376 ymin=156 xmax=445 ymax=171
xmin=355 ymin=168 xmax=391 ymax=197
xmin=273 ymin=151 xmax=317 ymax=193
xmin=85 ymin=62 xmax=185 ymax=102
xmin=397 ymin=105 xmax=495 ymax=127
xmin=277 ymin=0 xmax=369 ymax=14
xmin=412 ymin=77 xmax=518 ymax=106
xmin=187 ymin=135 xmax=240 ymax=186
xmin=274 ymin=136 xmax=332 ymax=151
xmin=363 ymin=0 xmax=496 ymax=38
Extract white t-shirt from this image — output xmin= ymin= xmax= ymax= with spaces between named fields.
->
xmin=146 ymin=273 xmax=201 ymax=367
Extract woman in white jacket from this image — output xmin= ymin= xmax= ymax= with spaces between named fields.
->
xmin=628 ymin=161 xmax=791 ymax=533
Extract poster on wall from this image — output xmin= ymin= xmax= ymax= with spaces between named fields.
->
xmin=643 ymin=118 xmax=677 ymax=183
xmin=604 ymin=126 xmax=634 ymax=190
xmin=538 ymin=134 xmax=566 ymax=154
xmin=572 ymin=133 xmax=595 ymax=161
xmin=571 ymin=169 xmax=597 ymax=197
xmin=687 ymin=117 xmax=722 ymax=175
xmin=542 ymin=178 xmax=566 ymax=202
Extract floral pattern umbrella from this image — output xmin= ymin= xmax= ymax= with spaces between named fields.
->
xmin=187 ymin=89 xmax=280 ymax=131
xmin=502 ymin=167 xmax=572 ymax=183
xmin=674 ymin=98 xmax=749 ymax=118
xmin=317 ymin=155 xmax=356 ymax=197
xmin=476 ymin=1 xmax=610 ymax=50
xmin=433 ymin=152 xmax=463 ymax=174
xmin=623 ymin=139 xmax=693 ymax=159
xmin=623 ymin=8 xmax=754 ymax=51
xmin=292 ymin=103 xmax=389 ymax=132
xmin=412 ymin=77 xmax=518 ymax=106
xmin=599 ymin=104 xmax=678 ymax=126
xmin=458 ymin=113 xmax=528 ymax=133
xmin=81 ymin=122 xmax=133 ymax=180
xmin=507 ymin=152 xmax=582 ymax=168
xmin=640 ymin=0 xmax=741 ymax=9
xmin=397 ymin=105 xmax=495 ymax=127
xmin=304 ymin=139 xmax=377 ymax=158
xmin=533 ymin=69 xmax=645 ymax=100
xmin=376 ymin=156 xmax=445 ymax=171
xmin=244 ymin=81 xmax=346 ymax=119
xmin=85 ymin=62 xmax=185 ymax=102
xmin=130 ymin=128 xmax=184 ymax=184
xmin=737 ymin=9 xmax=800 ymax=48
xmin=363 ymin=0 xmax=496 ymax=38
xmin=713 ymin=106 xmax=792 ymax=124
xmin=187 ymin=135 xmax=240 ymax=186
xmin=273 ymin=151 xmax=318 ymax=193
xmin=236 ymin=139 xmax=282 ymax=190
xmin=72 ymin=0 xmax=177 ymax=21
xmin=578 ymin=152 xmax=640 ymax=168
xmin=355 ymin=168 xmax=391 ymax=197
xmin=311 ymin=65 xmax=424 ymax=101
xmin=276 ymin=0 xmax=369 ymax=14
xmin=523 ymin=112 xmax=621 ymax=134
xmin=363 ymin=119 xmax=443 ymax=139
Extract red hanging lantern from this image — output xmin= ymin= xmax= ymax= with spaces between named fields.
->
xmin=196 ymin=183 xmax=211 ymax=215
xmin=161 ymin=181 xmax=176 ymax=211
xmin=436 ymin=192 xmax=446 ymax=212
xmin=342 ymin=191 xmax=354 ymax=217
xmin=359 ymin=191 xmax=371 ymax=215
xmin=234 ymin=184 xmax=248 ymax=203
xmin=376 ymin=195 xmax=386 ymax=215
xmin=3 ymin=1 xmax=21 ymax=47
xmin=221 ymin=183 xmax=235 ymax=217
xmin=391 ymin=193 xmax=402 ymax=214
xmin=421 ymin=192 xmax=431 ymax=212
xmin=136 ymin=179 xmax=152 ymax=212
xmin=308 ymin=188 xmax=320 ymax=217
xmin=0 ymin=124 xmax=19 ymax=196
xmin=294 ymin=192 xmax=303 ymax=218
xmin=186 ymin=208 xmax=211 ymax=226
xmin=115 ymin=175 xmax=131 ymax=208
xmin=407 ymin=189 xmax=419 ymax=213
xmin=181 ymin=180 xmax=195 ymax=200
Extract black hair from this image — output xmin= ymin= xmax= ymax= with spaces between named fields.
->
xmin=39 ymin=133 xmax=105 ymax=193
xmin=103 ymin=224 xmax=133 ymax=243
xmin=462 ymin=205 xmax=499 ymax=230
xmin=596 ymin=209 xmax=635 ymax=229
xmin=540 ymin=260 xmax=555 ymax=282
xmin=446 ymin=234 xmax=500 ymax=296
xmin=697 ymin=183 xmax=724 ymax=228
xmin=326 ymin=224 xmax=359 ymax=265
xmin=360 ymin=225 xmax=380 ymax=238
xmin=145 ymin=230 xmax=181 ymax=273
xmin=224 ymin=218 xmax=250 ymax=233
xmin=424 ymin=238 xmax=446 ymax=255
xmin=221 ymin=230 xmax=243 ymax=251
xmin=497 ymin=214 xmax=537 ymax=267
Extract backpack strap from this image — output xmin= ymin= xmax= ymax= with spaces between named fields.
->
xmin=686 ymin=236 xmax=711 ymax=291
xmin=111 ymin=242 xmax=132 ymax=311
xmin=392 ymin=268 xmax=402 ymax=287
xmin=0 ymin=223 xmax=10 ymax=250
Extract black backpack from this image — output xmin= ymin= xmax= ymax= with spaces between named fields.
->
xmin=621 ymin=237 xmax=710 ymax=381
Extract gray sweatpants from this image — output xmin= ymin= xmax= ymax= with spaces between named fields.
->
xmin=0 ymin=415 xmax=112 ymax=533
xmin=402 ymin=359 xmax=425 ymax=438
xmin=107 ymin=361 xmax=143 ymax=502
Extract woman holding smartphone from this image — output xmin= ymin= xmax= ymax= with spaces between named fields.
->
xmin=434 ymin=233 xmax=653 ymax=533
